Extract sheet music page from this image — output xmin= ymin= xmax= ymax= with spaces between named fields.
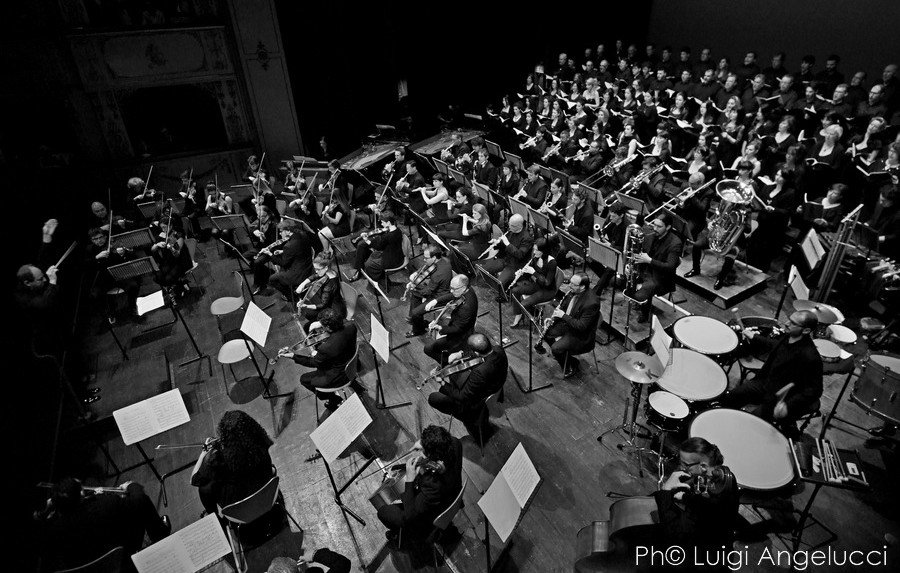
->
xmin=131 ymin=536 xmax=192 ymax=573
xmin=241 ymin=301 xmax=272 ymax=348
xmin=180 ymin=513 xmax=231 ymax=570
xmin=788 ymin=266 xmax=810 ymax=301
xmin=477 ymin=475 xmax=520 ymax=543
xmin=423 ymin=228 xmax=449 ymax=251
xmin=148 ymin=389 xmax=191 ymax=434
xmin=370 ymin=313 xmax=391 ymax=364
xmin=799 ymin=231 xmax=821 ymax=269
xmin=113 ymin=402 xmax=158 ymax=446
xmin=339 ymin=393 xmax=373 ymax=442
xmin=501 ymin=443 xmax=541 ymax=508
xmin=310 ymin=393 xmax=372 ymax=464
xmin=809 ymin=228 xmax=826 ymax=260
xmin=137 ymin=290 xmax=165 ymax=317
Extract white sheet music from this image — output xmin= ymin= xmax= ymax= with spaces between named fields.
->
xmin=478 ymin=475 xmax=519 ymax=543
xmin=137 ymin=290 xmax=165 ymax=316
xmin=788 ymin=266 xmax=810 ymax=301
xmin=113 ymin=389 xmax=190 ymax=446
xmin=501 ymin=443 xmax=541 ymax=508
xmin=309 ymin=393 xmax=372 ymax=464
xmin=370 ymin=313 xmax=391 ymax=363
xmin=800 ymin=229 xmax=825 ymax=269
xmin=132 ymin=514 xmax=230 ymax=573
xmin=241 ymin=301 xmax=272 ymax=348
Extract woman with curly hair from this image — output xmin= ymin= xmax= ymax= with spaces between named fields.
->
xmin=191 ymin=410 xmax=274 ymax=514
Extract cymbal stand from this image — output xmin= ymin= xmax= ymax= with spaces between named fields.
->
xmin=597 ymin=379 xmax=653 ymax=477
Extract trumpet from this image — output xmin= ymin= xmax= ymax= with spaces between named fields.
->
xmin=541 ymin=143 xmax=561 ymax=162
xmin=519 ymin=134 xmax=540 ymax=149
xmin=565 ymin=149 xmax=588 ymax=163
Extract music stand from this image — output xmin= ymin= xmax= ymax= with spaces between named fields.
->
xmin=413 ymin=151 xmax=436 ymax=173
xmin=485 ymin=140 xmax=503 ymax=158
xmin=210 ymin=214 xmax=249 ymax=240
xmin=852 ymin=222 xmax=879 ymax=256
xmin=509 ymin=296 xmax=552 ymax=393
xmin=589 ymin=238 xmax=622 ymax=328
xmin=137 ymin=201 xmax=159 ymax=220
xmin=368 ymin=313 xmax=411 ymax=410
xmin=448 ymin=167 xmax=467 ymax=186
xmin=503 ymin=151 xmax=525 ymax=172
xmin=471 ymin=182 xmax=492 ymax=204
xmin=615 ymin=192 xmax=646 ymax=217
xmin=238 ymin=303 xmax=290 ymax=400
xmin=475 ymin=264 xmax=509 ymax=345
xmin=433 ymin=158 xmax=450 ymax=176
xmin=358 ymin=270 xmax=410 ymax=351
xmin=528 ymin=208 xmax=552 ymax=233
xmin=508 ymin=197 xmax=532 ymax=225
xmin=558 ymin=228 xmax=587 ymax=272
xmin=581 ymin=183 xmax=606 ymax=211
xmin=111 ymin=228 xmax=155 ymax=251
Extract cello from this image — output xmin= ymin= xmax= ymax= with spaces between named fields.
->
xmin=574 ymin=496 xmax=659 ymax=572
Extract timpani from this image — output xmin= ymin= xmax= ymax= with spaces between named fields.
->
xmin=656 ymin=348 xmax=728 ymax=402
xmin=672 ymin=315 xmax=739 ymax=356
xmin=690 ymin=408 xmax=795 ymax=491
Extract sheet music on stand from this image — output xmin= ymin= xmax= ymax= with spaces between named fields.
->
xmin=448 ymin=167 xmax=467 ymax=186
xmin=504 ymin=152 xmax=525 ymax=172
xmin=137 ymin=290 xmax=166 ymax=317
xmin=588 ymin=238 xmax=623 ymax=275
xmin=131 ymin=513 xmax=231 ymax=573
xmin=477 ymin=443 xmax=541 ymax=543
xmin=370 ymin=313 xmax=391 ymax=363
xmin=113 ymin=389 xmax=190 ymax=446
xmin=789 ymin=266 xmax=810 ymax=301
xmin=852 ymin=222 xmax=879 ymax=253
xmin=800 ymin=228 xmax=826 ymax=269
xmin=581 ymin=183 xmax=605 ymax=211
xmin=210 ymin=214 xmax=247 ymax=232
xmin=485 ymin=140 xmax=503 ymax=157
xmin=557 ymin=228 xmax=585 ymax=257
xmin=508 ymin=197 xmax=532 ymax=224
xmin=423 ymin=227 xmax=451 ymax=252
xmin=413 ymin=151 xmax=436 ymax=172
xmin=614 ymin=192 xmax=646 ymax=217
xmin=309 ymin=393 xmax=373 ymax=464
xmin=240 ymin=301 xmax=272 ymax=348
xmin=433 ymin=158 xmax=450 ymax=175
xmin=662 ymin=208 xmax=690 ymax=241
xmin=111 ymin=228 xmax=156 ymax=250
xmin=471 ymin=182 xmax=492 ymax=203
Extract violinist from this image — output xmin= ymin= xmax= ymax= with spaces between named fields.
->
xmin=243 ymin=154 xmax=275 ymax=192
xmin=514 ymin=165 xmax=548 ymax=209
xmin=86 ymin=227 xmax=137 ymax=309
xmin=248 ymin=205 xmax=279 ymax=251
xmin=191 ymin=410 xmax=274 ymax=515
xmin=347 ymin=211 xmax=404 ymax=283
xmin=376 ymin=425 xmax=462 ymax=543
xmin=128 ymin=176 xmax=158 ymax=208
xmin=535 ymin=272 xmax=600 ymax=378
xmin=291 ymin=308 xmax=358 ymax=411
xmin=653 ymin=438 xmax=739 ymax=561
xmin=406 ymin=245 xmax=452 ymax=338
xmin=509 ymin=238 xmax=558 ymax=329
xmin=422 ymin=274 xmax=478 ymax=364
xmin=426 ymin=333 xmax=508 ymax=436
xmin=317 ymin=196 xmax=352 ymax=258
xmin=151 ymin=228 xmax=193 ymax=296
xmin=288 ymin=186 xmax=322 ymax=233
xmin=90 ymin=201 xmax=130 ymax=234
xmin=284 ymin=160 xmax=306 ymax=193
xmin=178 ymin=173 xmax=204 ymax=218
xmin=205 ymin=181 xmax=233 ymax=217
xmin=295 ymin=253 xmax=344 ymax=329
xmin=36 ymin=477 xmax=171 ymax=571
xmin=253 ymin=220 xmax=316 ymax=298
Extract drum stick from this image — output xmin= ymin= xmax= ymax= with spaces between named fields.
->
xmin=54 ymin=241 xmax=78 ymax=268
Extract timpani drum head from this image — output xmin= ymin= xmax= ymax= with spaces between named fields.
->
xmin=656 ymin=349 xmax=728 ymax=401
xmin=814 ymin=339 xmax=841 ymax=362
xmin=648 ymin=391 xmax=690 ymax=420
xmin=690 ymin=408 xmax=794 ymax=491
xmin=828 ymin=324 xmax=857 ymax=344
xmin=673 ymin=315 xmax=739 ymax=355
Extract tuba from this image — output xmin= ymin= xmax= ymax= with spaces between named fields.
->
xmin=622 ymin=223 xmax=645 ymax=297
xmin=707 ymin=179 xmax=753 ymax=254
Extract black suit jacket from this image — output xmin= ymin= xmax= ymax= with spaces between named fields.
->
xmin=418 ymin=258 xmax=452 ymax=299
xmin=474 ymin=161 xmax=499 ymax=189
xmin=520 ymin=178 xmax=548 ymax=208
xmin=368 ymin=227 xmax=405 ymax=269
xmin=753 ymin=334 xmax=823 ymax=413
xmin=399 ymin=437 xmax=463 ymax=529
xmin=292 ymin=321 xmax=358 ymax=386
xmin=644 ymin=230 xmax=683 ymax=294
xmin=435 ymin=289 xmax=478 ymax=341
xmin=567 ymin=202 xmax=595 ymax=243
xmin=445 ymin=347 xmax=509 ymax=411
xmin=559 ymin=290 xmax=602 ymax=352
xmin=501 ymin=228 xmax=535 ymax=268
xmin=273 ymin=231 xmax=314 ymax=284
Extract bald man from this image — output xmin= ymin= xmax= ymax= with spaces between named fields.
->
xmin=480 ymin=214 xmax=535 ymax=290
xmin=721 ymin=310 xmax=823 ymax=430
xmin=423 ymin=274 xmax=479 ymax=364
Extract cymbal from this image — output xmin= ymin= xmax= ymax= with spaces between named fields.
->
xmin=615 ymin=351 xmax=664 ymax=384
xmin=792 ymin=300 xmax=840 ymax=325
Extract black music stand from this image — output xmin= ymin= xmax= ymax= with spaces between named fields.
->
xmin=589 ymin=238 xmax=622 ymax=328
xmin=358 ymin=270 xmax=409 ymax=352
xmin=509 ymin=296 xmax=552 ymax=393
xmin=211 ymin=214 xmax=249 ymax=241
xmin=504 ymin=151 xmax=525 ymax=172
xmin=508 ymin=197 xmax=532 ymax=225
xmin=111 ymin=228 xmax=155 ymax=251
xmin=448 ymin=168 xmax=467 ymax=186
xmin=471 ymin=182 xmax=492 ymax=204
xmin=581 ymin=182 xmax=606 ymax=211
xmin=137 ymin=201 xmax=159 ymax=220
xmin=557 ymin=228 xmax=587 ymax=272
xmin=615 ymin=192 xmax=646 ymax=218
xmin=433 ymin=158 xmax=450 ymax=176
xmin=318 ymin=449 xmax=378 ymax=526
xmin=484 ymin=139 xmax=503 ymax=158
xmin=475 ymin=264 xmax=510 ymax=345
xmin=529 ymin=208 xmax=553 ymax=233
xmin=238 ymin=332 xmax=290 ymax=401
xmin=367 ymin=315 xmax=412 ymax=410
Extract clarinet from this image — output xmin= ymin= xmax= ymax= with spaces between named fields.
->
xmin=535 ymin=291 xmax=574 ymax=351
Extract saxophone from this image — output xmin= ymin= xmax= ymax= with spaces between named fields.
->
xmin=622 ymin=223 xmax=645 ymax=299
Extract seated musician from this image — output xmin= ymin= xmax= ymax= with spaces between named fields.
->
xmin=538 ymin=177 xmax=569 ymax=227
xmin=514 ymin=165 xmax=549 ymax=209
xmin=422 ymin=274 xmax=478 ymax=364
xmin=248 ymin=205 xmax=279 ymax=252
xmin=535 ymin=272 xmax=600 ymax=378
xmin=498 ymin=160 xmax=521 ymax=197
xmin=440 ymin=133 xmax=470 ymax=165
xmin=674 ymin=172 xmax=713 ymax=241
xmin=631 ymin=213 xmax=683 ymax=323
xmin=252 ymin=220 xmax=316 ymax=298
xmin=556 ymin=186 xmax=595 ymax=269
xmin=128 ymin=176 xmax=158 ymax=208
xmin=86 ymin=227 xmax=137 ymax=311
xmin=580 ymin=140 xmax=606 ymax=178
xmin=636 ymin=156 xmax=668 ymax=212
xmin=480 ymin=214 xmax=535 ymax=290
xmin=510 ymin=238 xmax=558 ymax=329
xmin=376 ymin=425 xmax=463 ymax=543
xmin=267 ymin=547 xmax=351 ymax=573
xmin=288 ymin=189 xmax=322 ymax=233
xmin=179 ymin=177 xmax=206 ymax=224
xmin=602 ymin=146 xmax=636 ymax=198
xmin=721 ymin=310 xmax=823 ymax=431
xmin=191 ymin=410 xmax=274 ymax=514
xmin=419 ymin=173 xmax=451 ymax=228
xmin=205 ymin=182 xmax=234 ymax=217
xmin=90 ymin=201 xmax=131 ymax=234
xmin=395 ymin=160 xmax=426 ymax=209
xmin=427 ymin=187 xmax=473 ymax=231
xmin=473 ymin=148 xmax=499 ymax=189
xmin=348 ymin=211 xmax=404 ymax=283
xmin=652 ymin=438 xmax=739 ymax=561
xmin=290 ymin=308 xmax=358 ymax=411
xmin=35 ymin=477 xmax=171 ymax=571
xmin=406 ymin=245 xmax=452 ymax=338
xmin=868 ymin=186 xmax=900 ymax=259
xmin=151 ymin=228 xmax=193 ymax=296
xmin=448 ymin=203 xmax=492 ymax=261
xmin=295 ymin=253 xmax=344 ymax=331
xmin=591 ymin=202 xmax=628 ymax=295
xmin=318 ymin=197 xmax=352 ymax=256
xmin=427 ymin=333 xmax=508 ymax=436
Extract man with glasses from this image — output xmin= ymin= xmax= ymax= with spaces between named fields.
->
xmin=423 ymin=274 xmax=478 ymax=364
xmin=535 ymin=272 xmax=600 ymax=378
xmin=721 ymin=310 xmax=822 ymax=432
xmin=631 ymin=213 xmax=683 ymax=323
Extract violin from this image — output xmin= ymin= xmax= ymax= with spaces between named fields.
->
xmin=271 ymin=329 xmax=330 ymax=364
xmin=426 ymin=296 xmax=464 ymax=340
xmin=402 ymin=259 xmax=439 ymax=301
xmin=417 ymin=354 xmax=485 ymax=390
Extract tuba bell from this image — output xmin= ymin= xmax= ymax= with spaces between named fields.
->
xmin=707 ymin=179 xmax=753 ymax=254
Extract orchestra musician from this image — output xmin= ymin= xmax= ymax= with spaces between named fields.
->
xmin=591 ymin=202 xmax=629 ymax=295
xmin=205 ymin=181 xmax=233 ymax=217
xmin=868 ymin=186 xmax=900 ymax=259
xmin=248 ymin=205 xmax=279 ymax=251
xmin=317 ymin=196 xmax=351 ymax=258
xmin=419 ymin=173 xmax=451 ymax=226
xmin=90 ymin=201 xmax=130 ymax=234
xmin=556 ymin=186 xmax=595 ymax=269
xmin=284 ymin=161 xmax=306 ymax=193
xmin=267 ymin=549 xmax=351 ymax=573
xmin=422 ymin=274 xmax=478 ymax=364
xmin=128 ymin=176 xmax=157 ymax=211
xmin=376 ymin=425 xmax=463 ymax=543
xmin=35 ymin=477 xmax=171 ymax=571
xmin=632 ymin=213 xmax=683 ymax=323
xmin=674 ymin=172 xmax=714 ymax=241
xmin=601 ymin=146 xmax=636 ymax=198
xmin=295 ymin=253 xmax=345 ymax=330
xmin=473 ymin=148 xmax=499 ymax=189
xmin=747 ymin=166 xmax=798 ymax=272
xmin=450 ymin=203 xmax=493 ymax=261
xmin=427 ymin=333 xmax=509 ymax=436
xmin=252 ymin=220 xmax=316 ymax=298
xmin=440 ymin=133 xmax=470 ymax=165
xmin=191 ymin=410 xmax=274 ymax=514
xmin=514 ymin=165 xmax=549 ymax=209
xmin=535 ymin=272 xmax=600 ymax=378
xmin=395 ymin=160 xmax=426 ymax=208
xmin=290 ymin=308 xmax=358 ymax=411
xmin=86 ymin=227 xmax=137 ymax=311
xmin=151 ymin=228 xmax=193 ymax=296
xmin=480 ymin=214 xmax=535 ymax=290
xmin=510 ymin=238 xmax=558 ymax=329
xmin=721 ymin=310 xmax=823 ymax=432
xmin=288 ymin=188 xmax=322 ymax=233
xmin=406 ymin=245 xmax=452 ymax=338
xmin=652 ymin=438 xmax=739 ymax=561
xmin=635 ymin=156 xmax=668 ymax=212
xmin=347 ymin=211 xmax=404 ymax=283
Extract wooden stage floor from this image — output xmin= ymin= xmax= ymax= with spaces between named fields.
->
xmin=54 ymin=235 xmax=899 ymax=573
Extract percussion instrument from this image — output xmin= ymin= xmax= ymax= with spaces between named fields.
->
xmin=645 ymin=391 xmax=690 ymax=433
xmin=672 ymin=315 xmax=739 ymax=356
xmin=827 ymin=324 xmax=857 ymax=345
xmin=813 ymin=338 xmax=841 ymax=363
xmin=574 ymin=496 xmax=659 ymax=571
xmin=614 ymin=351 xmax=663 ymax=384
xmin=793 ymin=300 xmax=843 ymax=325
xmin=656 ymin=349 xmax=728 ymax=402
xmin=851 ymin=354 xmax=900 ymax=425
xmin=690 ymin=408 xmax=795 ymax=491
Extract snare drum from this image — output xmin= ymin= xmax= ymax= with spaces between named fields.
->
xmin=645 ymin=391 xmax=689 ymax=432
xmin=851 ymin=354 xmax=900 ymax=425
xmin=814 ymin=339 xmax=841 ymax=363
xmin=690 ymin=408 xmax=795 ymax=491
xmin=657 ymin=348 xmax=728 ymax=402
xmin=673 ymin=315 xmax=739 ymax=356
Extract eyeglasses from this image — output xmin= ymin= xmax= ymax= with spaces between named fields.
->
xmin=679 ymin=460 xmax=703 ymax=471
